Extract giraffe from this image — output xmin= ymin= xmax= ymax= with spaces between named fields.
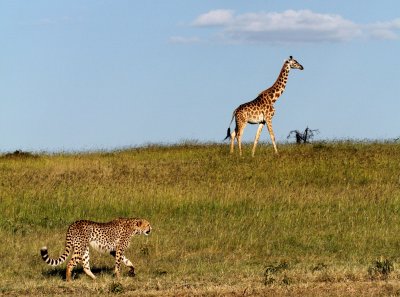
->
xmin=225 ymin=56 xmax=304 ymax=156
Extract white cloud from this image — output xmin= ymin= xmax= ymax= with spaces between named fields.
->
xmin=227 ymin=10 xmax=362 ymax=43
xmin=366 ymin=19 xmax=400 ymax=40
xmin=192 ymin=9 xmax=234 ymax=27
xmin=369 ymin=29 xmax=398 ymax=40
xmin=189 ymin=9 xmax=400 ymax=44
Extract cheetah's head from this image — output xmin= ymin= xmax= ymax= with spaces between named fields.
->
xmin=136 ymin=219 xmax=152 ymax=235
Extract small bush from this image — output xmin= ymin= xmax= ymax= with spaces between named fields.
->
xmin=264 ymin=261 xmax=289 ymax=285
xmin=154 ymin=269 xmax=168 ymax=277
xmin=312 ymin=262 xmax=328 ymax=272
xmin=368 ymin=257 xmax=394 ymax=280
xmin=109 ymin=281 xmax=124 ymax=294
xmin=2 ymin=150 xmax=38 ymax=159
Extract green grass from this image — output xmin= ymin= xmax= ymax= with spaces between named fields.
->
xmin=1 ymin=141 xmax=400 ymax=296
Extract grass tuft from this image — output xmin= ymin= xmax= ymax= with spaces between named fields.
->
xmin=368 ymin=257 xmax=394 ymax=280
xmin=109 ymin=281 xmax=124 ymax=294
xmin=264 ymin=261 xmax=289 ymax=285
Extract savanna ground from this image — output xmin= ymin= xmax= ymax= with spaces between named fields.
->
xmin=1 ymin=141 xmax=400 ymax=296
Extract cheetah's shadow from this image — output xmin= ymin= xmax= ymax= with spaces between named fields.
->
xmin=42 ymin=266 xmax=115 ymax=280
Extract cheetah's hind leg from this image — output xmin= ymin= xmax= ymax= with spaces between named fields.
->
xmin=82 ymin=248 xmax=96 ymax=280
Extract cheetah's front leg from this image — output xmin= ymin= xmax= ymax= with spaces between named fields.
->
xmin=113 ymin=249 xmax=123 ymax=278
xmin=122 ymin=255 xmax=135 ymax=277
xmin=110 ymin=250 xmax=135 ymax=277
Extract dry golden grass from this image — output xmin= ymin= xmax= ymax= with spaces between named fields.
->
xmin=1 ymin=141 xmax=400 ymax=295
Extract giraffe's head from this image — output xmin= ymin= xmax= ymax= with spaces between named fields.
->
xmin=286 ymin=56 xmax=304 ymax=70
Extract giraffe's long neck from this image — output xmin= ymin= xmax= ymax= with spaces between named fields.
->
xmin=270 ymin=63 xmax=290 ymax=103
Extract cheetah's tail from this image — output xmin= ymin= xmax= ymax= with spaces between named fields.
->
xmin=40 ymin=240 xmax=72 ymax=266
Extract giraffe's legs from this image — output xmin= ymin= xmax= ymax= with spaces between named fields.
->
xmin=252 ymin=123 xmax=264 ymax=157
xmin=236 ymin=123 xmax=246 ymax=156
xmin=266 ymin=118 xmax=278 ymax=154
xmin=229 ymin=129 xmax=236 ymax=154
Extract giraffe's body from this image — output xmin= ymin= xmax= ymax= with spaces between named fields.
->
xmin=226 ymin=56 xmax=304 ymax=156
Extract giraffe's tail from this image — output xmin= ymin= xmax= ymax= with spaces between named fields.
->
xmin=224 ymin=128 xmax=231 ymax=141
xmin=224 ymin=111 xmax=235 ymax=141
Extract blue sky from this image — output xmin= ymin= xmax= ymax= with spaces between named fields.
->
xmin=1 ymin=1 xmax=400 ymax=151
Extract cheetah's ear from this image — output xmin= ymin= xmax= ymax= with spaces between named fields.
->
xmin=136 ymin=220 xmax=143 ymax=227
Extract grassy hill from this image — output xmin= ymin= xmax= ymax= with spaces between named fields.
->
xmin=1 ymin=141 xmax=400 ymax=296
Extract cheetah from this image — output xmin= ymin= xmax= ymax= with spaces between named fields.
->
xmin=40 ymin=218 xmax=151 ymax=281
